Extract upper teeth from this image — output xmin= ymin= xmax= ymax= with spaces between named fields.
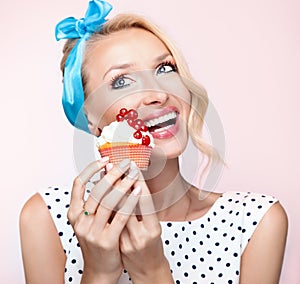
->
xmin=145 ymin=111 xmax=177 ymax=127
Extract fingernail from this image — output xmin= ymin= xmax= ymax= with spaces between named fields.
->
xmin=118 ymin=159 xmax=131 ymax=171
xmin=127 ymin=168 xmax=139 ymax=179
xmin=100 ymin=156 xmax=109 ymax=163
xmin=106 ymin=163 xmax=113 ymax=172
xmin=132 ymin=186 xmax=141 ymax=196
xmin=130 ymin=161 xmax=137 ymax=169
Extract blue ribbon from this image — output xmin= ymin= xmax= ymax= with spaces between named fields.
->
xmin=55 ymin=0 xmax=112 ymax=132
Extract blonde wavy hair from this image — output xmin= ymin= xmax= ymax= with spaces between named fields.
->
xmin=60 ymin=13 xmax=220 ymax=169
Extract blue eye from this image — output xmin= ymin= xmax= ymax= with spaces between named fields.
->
xmin=156 ymin=61 xmax=177 ymax=75
xmin=110 ymin=75 xmax=134 ymax=89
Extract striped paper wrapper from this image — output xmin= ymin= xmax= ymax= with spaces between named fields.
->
xmin=98 ymin=142 xmax=152 ymax=170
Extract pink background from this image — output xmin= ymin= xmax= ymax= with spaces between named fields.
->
xmin=1 ymin=0 xmax=299 ymax=282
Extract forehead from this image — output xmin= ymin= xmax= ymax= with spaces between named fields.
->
xmin=85 ymin=28 xmax=171 ymax=73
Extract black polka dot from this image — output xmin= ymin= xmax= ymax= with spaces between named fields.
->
xmin=167 ymin=222 xmax=172 ymax=227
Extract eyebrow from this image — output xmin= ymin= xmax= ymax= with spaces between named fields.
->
xmin=102 ymin=53 xmax=172 ymax=79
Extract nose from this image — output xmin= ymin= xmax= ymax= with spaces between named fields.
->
xmin=141 ymin=89 xmax=169 ymax=106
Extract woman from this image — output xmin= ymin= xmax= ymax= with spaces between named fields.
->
xmin=20 ymin=1 xmax=288 ymax=283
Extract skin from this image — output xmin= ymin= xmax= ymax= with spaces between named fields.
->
xmin=20 ymin=28 xmax=288 ymax=284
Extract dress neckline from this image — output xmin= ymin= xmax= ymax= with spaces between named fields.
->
xmin=160 ymin=191 xmax=227 ymax=224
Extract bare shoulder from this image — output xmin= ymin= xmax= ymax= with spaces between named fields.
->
xmin=240 ymin=201 xmax=288 ymax=283
xmin=20 ymin=193 xmax=66 ymax=283
xmin=20 ymin=193 xmax=49 ymax=223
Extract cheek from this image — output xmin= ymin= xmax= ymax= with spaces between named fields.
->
xmin=157 ymin=73 xmax=191 ymax=105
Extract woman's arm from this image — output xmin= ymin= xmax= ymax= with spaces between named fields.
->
xmin=19 ymin=193 xmax=66 ymax=284
xmin=240 ymin=202 xmax=288 ymax=283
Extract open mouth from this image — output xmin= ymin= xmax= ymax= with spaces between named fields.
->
xmin=144 ymin=111 xmax=178 ymax=134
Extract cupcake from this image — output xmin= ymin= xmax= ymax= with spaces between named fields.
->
xmin=96 ymin=108 xmax=154 ymax=170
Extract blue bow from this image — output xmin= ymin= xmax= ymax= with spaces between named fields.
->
xmin=55 ymin=0 xmax=112 ymax=133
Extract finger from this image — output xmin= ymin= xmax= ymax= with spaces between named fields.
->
xmin=120 ymin=227 xmax=133 ymax=254
xmin=78 ymin=157 xmax=110 ymax=185
xmin=84 ymin=159 xmax=132 ymax=215
xmin=68 ymin=158 xmax=109 ymax=223
xmin=109 ymin=186 xmax=142 ymax=235
xmin=135 ymin=172 xmax=156 ymax=213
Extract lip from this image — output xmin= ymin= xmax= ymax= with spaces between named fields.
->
xmin=143 ymin=106 xmax=180 ymax=139
xmin=143 ymin=106 xmax=179 ymax=121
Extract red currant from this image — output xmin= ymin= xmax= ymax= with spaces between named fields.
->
xmin=116 ymin=114 xmax=124 ymax=122
xmin=127 ymin=109 xmax=138 ymax=120
xmin=133 ymin=119 xmax=144 ymax=130
xmin=142 ymin=135 xmax=151 ymax=146
xmin=127 ymin=118 xmax=135 ymax=127
xmin=140 ymin=125 xmax=148 ymax=132
xmin=133 ymin=130 xmax=142 ymax=139
xmin=119 ymin=108 xmax=128 ymax=116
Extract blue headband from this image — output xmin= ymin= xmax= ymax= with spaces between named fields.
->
xmin=55 ymin=0 xmax=112 ymax=132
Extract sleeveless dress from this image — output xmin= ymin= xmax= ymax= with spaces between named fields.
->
xmin=40 ymin=185 xmax=277 ymax=284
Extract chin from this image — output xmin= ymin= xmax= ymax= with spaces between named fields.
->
xmin=151 ymin=130 xmax=188 ymax=160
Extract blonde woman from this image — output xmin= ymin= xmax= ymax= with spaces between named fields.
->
xmin=20 ymin=1 xmax=287 ymax=283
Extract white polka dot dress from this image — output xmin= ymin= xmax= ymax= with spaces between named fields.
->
xmin=40 ymin=186 xmax=277 ymax=283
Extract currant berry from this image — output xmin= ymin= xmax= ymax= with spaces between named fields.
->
xmin=133 ymin=119 xmax=144 ymax=130
xmin=119 ymin=108 xmax=128 ymax=116
xmin=133 ymin=130 xmax=142 ymax=139
xmin=127 ymin=118 xmax=135 ymax=127
xmin=116 ymin=114 xmax=124 ymax=122
xmin=127 ymin=109 xmax=138 ymax=120
xmin=142 ymin=135 xmax=151 ymax=146
xmin=140 ymin=125 xmax=148 ymax=132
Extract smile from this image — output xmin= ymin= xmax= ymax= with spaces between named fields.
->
xmin=144 ymin=109 xmax=180 ymax=139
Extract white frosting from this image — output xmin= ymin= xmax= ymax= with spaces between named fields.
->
xmin=96 ymin=121 xmax=155 ymax=147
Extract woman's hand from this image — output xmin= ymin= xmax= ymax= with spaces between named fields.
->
xmin=120 ymin=171 xmax=174 ymax=284
xmin=67 ymin=158 xmax=141 ymax=284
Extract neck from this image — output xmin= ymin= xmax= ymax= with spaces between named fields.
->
xmin=143 ymin=157 xmax=191 ymax=221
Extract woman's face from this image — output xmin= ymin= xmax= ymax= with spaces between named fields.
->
xmin=84 ymin=28 xmax=191 ymax=159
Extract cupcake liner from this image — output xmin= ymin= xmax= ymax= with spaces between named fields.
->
xmin=98 ymin=143 xmax=152 ymax=170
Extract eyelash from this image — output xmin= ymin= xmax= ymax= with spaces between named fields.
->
xmin=109 ymin=60 xmax=178 ymax=90
xmin=156 ymin=60 xmax=178 ymax=73
xmin=110 ymin=73 xmax=129 ymax=89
